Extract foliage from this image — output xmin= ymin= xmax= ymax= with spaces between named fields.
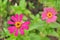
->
xmin=0 ymin=0 xmax=60 ymax=40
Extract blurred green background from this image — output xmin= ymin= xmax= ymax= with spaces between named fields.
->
xmin=0 ymin=0 xmax=60 ymax=40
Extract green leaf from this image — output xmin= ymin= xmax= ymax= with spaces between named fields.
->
xmin=24 ymin=9 xmax=31 ymax=14
xmin=10 ymin=6 xmax=22 ymax=13
xmin=23 ymin=16 xmax=28 ymax=21
xmin=57 ymin=27 xmax=60 ymax=38
xmin=7 ymin=34 xmax=17 ymax=40
xmin=3 ymin=21 xmax=8 ymax=28
xmin=29 ymin=33 xmax=41 ymax=40
xmin=3 ymin=0 xmax=7 ymax=5
xmin=46 ymin=28 xmax=59 ymax=37
xmin=49 ymin=22 xmax=60 ymax=28
xmin=41 ymin=37 xmax=50 ymax=40
xmin=36 ymin=14 xmax=40 ymax=18
xmin=29 ymin=14 xmax=35 ymax=19
xmin=19 ymin=0 xmax=26 ymax=10
xmin=3 ymin=28 xmax=10 ymax=36
xmin=29 ymin=19 xmax=44 ymax=31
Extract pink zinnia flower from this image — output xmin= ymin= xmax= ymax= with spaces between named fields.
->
xmin=41 ymin=8 xmax=57 ymax=23
xmin=7 ymin=14 xmax=30 ymax=36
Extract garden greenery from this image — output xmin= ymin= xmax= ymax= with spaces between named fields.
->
xmin=0 ymin=0 xmax=60 ymax=40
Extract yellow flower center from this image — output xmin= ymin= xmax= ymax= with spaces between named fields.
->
xmin=15 ymin=22 xmax=22 ymax=29
xmin=47 ymin=12 xmax=52 ymax=18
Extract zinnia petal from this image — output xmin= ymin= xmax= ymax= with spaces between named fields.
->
xmin=8 ymin=26 xmax=16 ymax=34
xmin=24 ymin=26 xmax=29 ymax=30
xmin=23 ymin=21 xmax=30 ymax=25
xmin=44 ymin=8 xmax=49 ymax=12
xmin=22 ymin=21 xmax=30 ymax=30
xmin=20 ymin=28 xmax=24 ymax=35
xmin=46 ymin=16 xmax=57 ymax=23
xmin=14 ymin=29 xmax=18 ymax=36
xmin=48 ymin=8 xmax=57 ymax=15
xmin=15 ymin=14 xmax=19 ymax=20
xmin=11 ymin=16 xmax=17 ymax=22
xmin=19 ymin=14 xmax=23 ymax=21
xmin=44 ymin=8 xmax=57 ymax=15
xmin=41 ymin=12 xmax=47 ymax=20
xmin=7 ymin=20 xmax=14 ymax=24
